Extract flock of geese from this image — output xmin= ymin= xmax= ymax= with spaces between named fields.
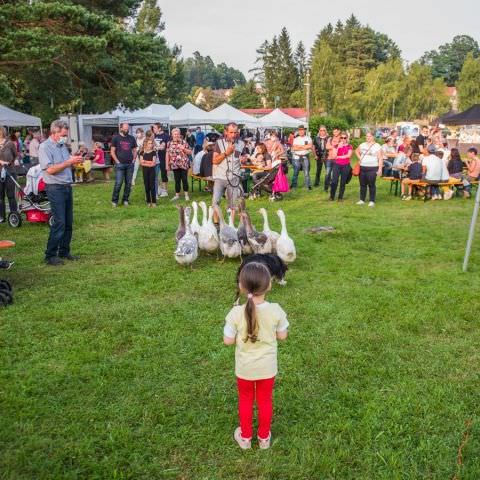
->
xmin=174 ymin=201 xmax=297 ymax=267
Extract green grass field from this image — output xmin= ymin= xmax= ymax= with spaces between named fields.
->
xmin=1 ymin=176 xmax=479 ymax=479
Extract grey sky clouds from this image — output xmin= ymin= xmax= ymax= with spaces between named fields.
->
xmin=160 ymin=0 xmax=479 ymax=77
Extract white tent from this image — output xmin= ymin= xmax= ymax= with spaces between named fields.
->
xmin=121 ymin=104 xmax=176 ymax=125
xmin=207 ymin=103 xmax=258 ymax=125
xmin=169 ymin=102 xmax=211 ymax=126
xmin=257 ymin=108 xmax=303 ymax=128
xmin=0 ymin=104 xmax=42 ymax=128
xmin=80 ymin=107 xmax=130 ymax=127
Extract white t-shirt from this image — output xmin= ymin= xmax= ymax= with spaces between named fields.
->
xmin=358 ymin=142 xmax=382 ymax=167
xmin=423 ymin=154 xmax=450 ymax=181
xmin=292 ymin=135 xmax=312 ymax=158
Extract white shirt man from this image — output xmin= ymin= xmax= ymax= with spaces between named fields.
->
xmin=291 ymin=126 xmax=313 ymax=189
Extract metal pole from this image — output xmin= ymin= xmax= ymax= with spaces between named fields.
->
xmin=463 ymin=184 xmax=480 ymax=272
xmin=304 ymin=71 xmax=311 ymax=133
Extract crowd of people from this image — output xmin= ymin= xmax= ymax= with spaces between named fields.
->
xmin=2 ymin=119 xmax=480 ymax=266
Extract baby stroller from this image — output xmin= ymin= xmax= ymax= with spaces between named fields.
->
xmin=249 ymin=160 xmax=285 ymax=201
xmin=4 ymin=165 xmax=53 ymax=228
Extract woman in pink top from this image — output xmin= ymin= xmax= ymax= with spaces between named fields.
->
xmin=329 ymin=132 xmax=353 ymax=201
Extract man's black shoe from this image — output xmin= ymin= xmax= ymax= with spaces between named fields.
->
xmin=60 ymin=254 xmax=80 ymax=261
xmin=45 ymin=256 xmax=64 ymax=266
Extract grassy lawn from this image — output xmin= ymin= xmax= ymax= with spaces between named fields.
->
xmin=1 ymin=176 xmax=479 ymax=479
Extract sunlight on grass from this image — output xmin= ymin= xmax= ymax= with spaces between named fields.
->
xmin=1 ymin=178 xmax=479 ymax=479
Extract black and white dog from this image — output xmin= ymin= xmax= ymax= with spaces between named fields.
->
xmin=234 ymin=253 xmax=288 ymax=304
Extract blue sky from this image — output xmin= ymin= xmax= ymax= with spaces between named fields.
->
xmin=160 ymin=0 xmax=479 ymax=76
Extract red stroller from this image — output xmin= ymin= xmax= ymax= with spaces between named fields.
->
xmin=3 ymin=165 xmax=53 ymax=228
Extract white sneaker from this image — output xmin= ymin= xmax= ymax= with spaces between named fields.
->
xmin=184 ymin=194 xmax=190 ymax=201
xmin=112 ymin=202 xmax=117 ymax=208
xmin=170 ymin=196 xmax=180 ymax=202
xmin=160 ymin=191 xmax=169 ymax=198
xmin=258 ymin=433 xmax=271 ymax=450
xmin=234 ymin=427 xmax=251 ymax=450
xmin=356 ymin=200 xmax=365 ymax=205
xmin=368 ymin=201 xmax=375 ymax=207
xmin=123 ymin=201 xmax=129 ymax=206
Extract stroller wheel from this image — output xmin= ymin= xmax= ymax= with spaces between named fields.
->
xmin=0 ymin=286 xmax=13 ymax=304
xmin=7 ymin=211 xmax=22 ymax=228
xmin=0 ymin=279 xmax=12 ymax=292
xmin=48 ymin=215 xmax=55 ymax=227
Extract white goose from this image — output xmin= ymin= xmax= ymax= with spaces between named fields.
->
xmin=259 ymin=208 xmax=280 ymax=253
xmin=276 ymin=209 xmax=296 ymax=263
xmin=190 ymin=201 xmax=201 ymax=240
xmin=175 ymin=207 xmax=198 ymax=266
xmin=215 ymin=205 xmax=241 ymax=259
xmin=198 ymin=202 xmax=219 ymax=253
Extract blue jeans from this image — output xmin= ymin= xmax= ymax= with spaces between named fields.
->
xmin=112 ymin=163 xmax=134 ymax=204
xmin=324 ymin=160 xmax=334 ymax=191
xmin=291 ymin=156 xmax=311 ymax=188
xmin=45 ymin=184 xmax=73 ymax=259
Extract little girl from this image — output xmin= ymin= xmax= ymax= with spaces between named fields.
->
xmin=223 ymin=262 xmax=289 ymax=450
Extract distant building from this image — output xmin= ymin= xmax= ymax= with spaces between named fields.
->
xmin=194 ymin=88 xmax=233 ymax=109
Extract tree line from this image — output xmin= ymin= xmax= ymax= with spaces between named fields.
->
xmin=251 ymin=15 xmax=480 ymax=123
xmin=1 ymin=4 xmax=479 ymax=124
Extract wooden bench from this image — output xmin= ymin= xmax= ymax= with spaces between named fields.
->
xmin=414 ymin=180 xmax=462 ymax=202
xmin=190 ymin=173 xmax=208 ymax=192
xmin=382 ymin=176 xmax=401 ymax=196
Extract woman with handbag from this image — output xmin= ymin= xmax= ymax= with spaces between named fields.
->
xmin=329 ymin=132 xmax=353 ymax=202
xmin=355 ymin=131 xmax=383 ymax=207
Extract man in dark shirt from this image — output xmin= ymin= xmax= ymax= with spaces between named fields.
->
xmin=111 ymin=123 xmax=137 ymax=207
xmin=152 ymin=123 xmax=169 ymax=198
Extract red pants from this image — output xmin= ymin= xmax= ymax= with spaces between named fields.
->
xmin=237 ymin=376 xmax=275 ymax=440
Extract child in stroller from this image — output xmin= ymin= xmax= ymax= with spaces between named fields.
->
xmin=248 ymin=143 xmax=285 ymax=200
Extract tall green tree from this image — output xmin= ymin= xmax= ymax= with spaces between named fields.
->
xmin=294 ymin=41 xmax=308 ymax=83
xmin=0 ymin=1 xmax=184 ymax=121
xmin=420 ymin=35 xmax=480 ymax=86
xmin=275 ymin=27 xmax=299 ymax=105
xmin=457 ymin=53 xmax=480 ymax=110
xmin=183 ymin=53 xmax=245 ymax=90
xmin=401 ymin=63 xmax=450 ymax=120
xmin=361 ymin=59 xmax=405 ymax=124
xmin=135 ymin=0 xmax=164 ymax=34
xmin=229 ymin=81 xmax=262 ymax=109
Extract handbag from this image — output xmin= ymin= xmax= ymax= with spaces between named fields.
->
xmin=352 ymin=162 xmax=361 ymax=176
xmin=272 ymin=164 xmax=290 ymax=193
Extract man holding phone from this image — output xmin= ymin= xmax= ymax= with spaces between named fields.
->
xmin=212 ymin=122 xmax=244 ymax=215
xmin=39 ymin=120 xmax=84 ymax=266
xmin=291 ymin=125 xmax=313 ymax=190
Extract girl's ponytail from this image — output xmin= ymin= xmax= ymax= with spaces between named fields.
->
xmin=244 ymin=293 xmax=259 ymax=343
xmin=238 ymin=263 xmax=271 ymax=344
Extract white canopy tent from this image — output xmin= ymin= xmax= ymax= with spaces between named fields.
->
xmin=121 ymin=104 xmax=176 ymax=125
xmin=0 ymin=104 xmax=42 ymax=129
xmin=257 ymin=108 xmax=304 ymax=128
xmin=169 ymin=102 xmax=212 ymax=126
xmin=207 ymin=103 xmax=258 ymax=125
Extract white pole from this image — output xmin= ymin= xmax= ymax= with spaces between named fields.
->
xmin=463 ymin=184 xmax=480 ymax=272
